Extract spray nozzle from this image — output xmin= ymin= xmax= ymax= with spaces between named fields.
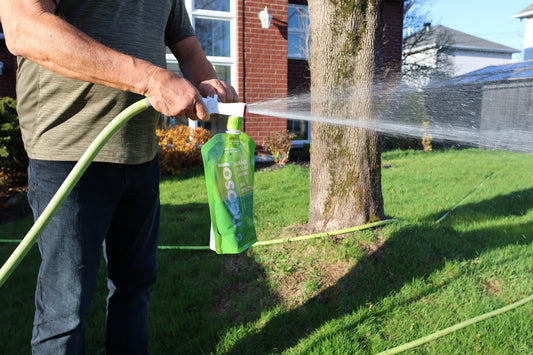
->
xmin=202 ymin=95 xmax=247 ymax=118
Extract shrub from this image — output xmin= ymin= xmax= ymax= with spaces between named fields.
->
xmin=262 ymin=130 xmax=296 ymax=164
xmin=156 ymin=125 xmax=212 ymax=175
xmin=0 ymin=97 xmax=28 ymax=188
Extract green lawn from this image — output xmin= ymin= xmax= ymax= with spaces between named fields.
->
xmin=0 ymin=149 xmax=531 ymax=354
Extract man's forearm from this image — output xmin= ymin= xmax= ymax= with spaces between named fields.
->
xmin=169 ymin=37 xmax=218 ymax=88
xmin=0 ymin=0 xmax=154 ymax=97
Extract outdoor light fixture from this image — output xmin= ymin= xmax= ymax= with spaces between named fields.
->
xmin=259 ymin=6 xmax=272 ymax=29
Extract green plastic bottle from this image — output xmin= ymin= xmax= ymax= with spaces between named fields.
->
xmin=201 ymin=116 xmax=257 ymax=254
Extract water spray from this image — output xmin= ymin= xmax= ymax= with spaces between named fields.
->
xmin=247 ymin=92 xmax=533 ymax=154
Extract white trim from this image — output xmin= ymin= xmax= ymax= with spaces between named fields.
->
xmin=512 ymin=10 xmax=533 ymax=19
xmin=405 ymin=43 xmax=519 ymax=56
xmin=193 ymin=9 xmax=234 ymax=20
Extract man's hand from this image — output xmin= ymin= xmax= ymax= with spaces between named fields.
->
xmin=143 ymin=66 xmax=210 ymax=121
xmin=198 ymin=79 xmax=239 ymax=103
xmin=170 ymin=37 xmax=241 ymax=107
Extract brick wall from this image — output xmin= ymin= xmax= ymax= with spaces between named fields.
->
xmin=237 ymin=0 xmax=288 ymax=145
xmin=0 ymin=38 xmax=16 ymax=98
xmin=383 ymin=0 xmax=405 ymax=81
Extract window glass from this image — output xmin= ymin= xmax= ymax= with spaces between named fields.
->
xmin=287 ymin=120 xmax=309 ymax=141
xmin=288 ymin=34 xmax=307 ymax=59
xmin=194 ymin=0 xmax=230 ymax=12
xmin=288 ymin=5 xmax=309 ymax=30
xmin=195 ymin=18 xmax=231 ymax=57
xmin=288 ymin=5 xmax=309 ymax=59
xmin=214 ymin=65 xmax=231 ymax=84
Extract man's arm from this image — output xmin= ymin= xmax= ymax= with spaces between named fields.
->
xmin=0 ymin=0 xmax=209 ymax=120
xmin=169 ymin=36 xmax=239 ymax=103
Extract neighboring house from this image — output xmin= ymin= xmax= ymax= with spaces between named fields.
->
xmin=403 ymin=24 xmax=519 ymax=87
xmin=512 ymin=3 xmax=533 ymax=60
xmin=0 ymin=1 xmax=405 ymax=146
xmin=424 ymin=60 xmax=533 ymax=152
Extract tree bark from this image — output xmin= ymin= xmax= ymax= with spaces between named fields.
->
xmin=307 ymin=0 xmax=385 ymax=232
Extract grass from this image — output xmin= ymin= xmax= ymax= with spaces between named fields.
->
xmin=0 ymin=148 xmax=532 ymax=354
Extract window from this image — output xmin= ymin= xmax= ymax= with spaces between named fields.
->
xmin=183 ymin=0 xmax=235 ymax=87
xmin=167 ymin=1 xmax=236 ymax=132
xmin=288 ymin=4 xmax=309 ymax=60
xmin=195 ymin=18 xmax=231 ymax=57
xmin=194 ymin=0 xmax=230 ymax=12
xmin=288 ymin=5 xmax=311 ymax=144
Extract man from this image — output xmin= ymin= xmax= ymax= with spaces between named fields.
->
xmin=0 ymin=1 xmax=238 ymax=353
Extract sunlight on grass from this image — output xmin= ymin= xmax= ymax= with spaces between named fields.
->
xmin=0 ymin=149 xmax=532 ymax=354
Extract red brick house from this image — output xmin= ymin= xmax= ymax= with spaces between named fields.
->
xmin=0 ymin=1 xmax=405 ymax=145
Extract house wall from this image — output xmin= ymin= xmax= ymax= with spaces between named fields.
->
xmin=524 ymin=18 xmax=533 ymax=60
xmin=448 ymin=49 xmax=514 ymax=76
xmin=237 ymin=0 xmax=288 ymax=145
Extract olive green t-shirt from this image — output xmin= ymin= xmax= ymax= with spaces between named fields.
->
xmin=16 ymin=0 xmax=195 ymax=164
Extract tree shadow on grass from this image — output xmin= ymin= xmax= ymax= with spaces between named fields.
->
xmin=2 ymin=187 xmax=531 ymax=354
xmin=222 ymin=188 xmax=533 ymax=354
xmin=145 ymin=202 xmax=281 ymax=355
xmin=428 ymin=188 xmax=533 ymax=222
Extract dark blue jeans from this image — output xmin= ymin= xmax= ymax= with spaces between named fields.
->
xmin=28 ymin=157 xmax=160 ymax=355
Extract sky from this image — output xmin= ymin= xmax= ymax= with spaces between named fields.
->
xmin=416 ymin=0 xmax=532 ymax=61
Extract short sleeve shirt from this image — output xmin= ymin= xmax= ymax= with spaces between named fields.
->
xmin=16 ymin=0 xmax=195 ymax=164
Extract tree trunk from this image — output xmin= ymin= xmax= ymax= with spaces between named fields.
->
xmin=307 ymin=0 xmax=385 ymax=232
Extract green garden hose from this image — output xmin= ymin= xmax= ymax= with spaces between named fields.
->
xmin=0 ymin=98 xmax=151 ymax=288
xmin=157 ymin=219 xmax=398 ymax=250
xmin=376 ymin=293 xmax=533 ymax=355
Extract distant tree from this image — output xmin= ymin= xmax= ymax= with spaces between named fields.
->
xmin=307 ymin=0 xmax=385 ymax=232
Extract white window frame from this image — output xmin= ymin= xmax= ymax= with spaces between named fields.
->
xmin=173 ymin=0 xmax=237 ymax=87
xmin=167 ymin=1 xmax=236 ymax=130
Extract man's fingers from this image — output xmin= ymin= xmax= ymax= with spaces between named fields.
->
xmin=195 ymin=100 xmax=210 ymax=121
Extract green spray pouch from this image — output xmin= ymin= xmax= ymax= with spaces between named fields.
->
xmin=201 ymin=116 xmax=257 ymax=254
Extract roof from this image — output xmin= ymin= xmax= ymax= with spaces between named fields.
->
xmin=431 ymin=60 xmax=533 ymax=87
xmin=512 ymin=4 xmax=533 ymax=19
xmin=404 ymin=25 xmax=519 ymax=54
